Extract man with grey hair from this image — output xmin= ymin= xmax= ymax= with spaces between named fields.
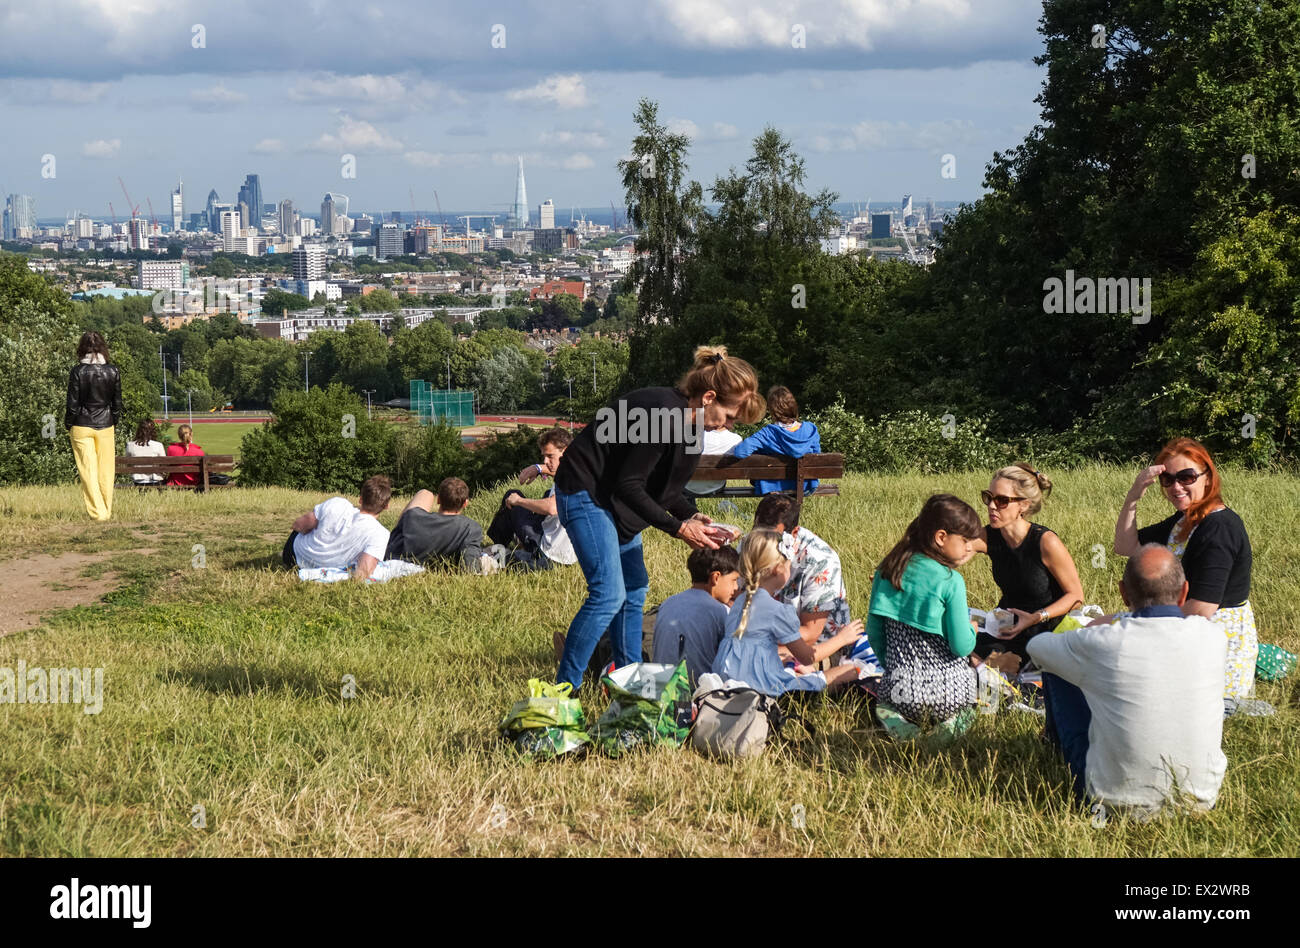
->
xmin=1027 ymin=544 xmax=1228 ymax=819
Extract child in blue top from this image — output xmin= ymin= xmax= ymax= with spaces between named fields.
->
xmin=713 ymin=529 xmax=860 ymax=696
xmin=867 ymin=494 xmax=984 ymax=734
xmin=732 ymin=386 xmax=821 ymax=495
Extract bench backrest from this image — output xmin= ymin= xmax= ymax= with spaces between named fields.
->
xmin=692 ymin=452 xmax=844 ymax=502
xmin=115 ymin=454 xmax=236 ymax=488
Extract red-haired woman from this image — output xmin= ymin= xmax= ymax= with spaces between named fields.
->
xmin=1114 ymin=438 xmax=1256 ymax=698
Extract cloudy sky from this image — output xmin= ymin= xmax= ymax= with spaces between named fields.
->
xmin=1 ymin=0 xmax=1048 ymax=222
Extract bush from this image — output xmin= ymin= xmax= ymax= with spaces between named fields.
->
xmin=468 ymin=426 xmax=543 ymax=491
xmin=804 ymin=401 xmax=1009 ymax=474
xmin=239 ymin=385 xmax=396 ymax=493
xmin=392 ymin=420 xmax=470 ymax=493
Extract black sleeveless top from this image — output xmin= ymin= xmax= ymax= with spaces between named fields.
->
xmin=985 ymin=523 xmax=1065 ymax=639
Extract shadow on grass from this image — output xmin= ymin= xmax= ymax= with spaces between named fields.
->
xmin=229 ymin=553 xmax=285 ymax=571
xmin=161 ymin=662 xmax=336 ymax=699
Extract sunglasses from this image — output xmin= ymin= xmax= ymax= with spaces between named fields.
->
xmin=1158 ymin=467 xmax=1208 ymax=488
xmin=980 ymin=490 xmax=1025 ymax=510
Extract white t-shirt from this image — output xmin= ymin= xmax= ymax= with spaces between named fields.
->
xmin=685 ymin=428 xmax=743 ymax=494
xmin=125 ymin=439 xmax=167 ymax=483
xmin=1027 ymin=613 xmax=1228 ymax=816
xmin=292 ymin=496 xmax=390 ymax=570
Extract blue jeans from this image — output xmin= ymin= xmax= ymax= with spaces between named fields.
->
xmin=555 ymin=489 xmax=649 ymax=689
xmin=1042 ymin=671 xmax=1092 ymax=802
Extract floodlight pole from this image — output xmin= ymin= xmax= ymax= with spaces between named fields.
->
xmin=303 ymin=350 xmax=312 ymax=391
xmin=362 ymin=389 xmax=375 ymax=419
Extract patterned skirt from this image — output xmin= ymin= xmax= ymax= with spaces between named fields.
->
xmin=878 ymin=618 xmax=977 ymax=726
xmin=1214 ymin=601 xmax=1259 ymax=700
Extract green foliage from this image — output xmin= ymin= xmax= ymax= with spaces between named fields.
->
xmin=239 ymin=385 xmax=396 ymax=493
xmin=261 ymin=288 xmax=311 ymax=315
xmin=206 ymin=255 xmax=236 ymax=278
xmin=0 ymin=255 xmax=79 ymax=484
xmin=806 ymin=401 xmax=1009 ymax=475
xmin=547 ymin=337 xmax=629 ymax=421
xmin=359 ymin=288 xmax=400 ymax=313
xmin=392 ymin=420 xmax=469 ymax=491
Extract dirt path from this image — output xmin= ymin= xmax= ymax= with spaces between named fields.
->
xmin=0 ymin=552 xmax=121 ymax=637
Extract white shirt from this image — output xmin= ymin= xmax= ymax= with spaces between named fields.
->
xmin=292 ymin=496 xmax=390 ymax=570
xmin=539 ymin=488 xmax=577 ymax=565
xmin=685 ymin=428 xmax=743 ymax=494
xmin=125 ymin=439 xmax=166 ymax=483
xmin=1027 ymin=612 xmax=1228 ymax=816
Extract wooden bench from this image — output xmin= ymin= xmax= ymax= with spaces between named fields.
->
xmin=115 ymin=455 xmax=236 ymax=490
xmin=690 ymin=452 xmax=844 ymax=503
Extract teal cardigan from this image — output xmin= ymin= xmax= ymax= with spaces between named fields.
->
xmin=866 ymin=553 xmax=975 ymax=664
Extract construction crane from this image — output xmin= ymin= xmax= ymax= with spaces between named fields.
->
xmin=108 ymin=202 xmax=116 ymax=226
xmin=456 ymin=214 xmax=497 ymax=237
xmin=146 ymin=197 xmax=159 ymax=231
xmin=118 ymin=178 xmax=139 ymax=221
xmin=433 ymin=190 xmax=448 ymax=234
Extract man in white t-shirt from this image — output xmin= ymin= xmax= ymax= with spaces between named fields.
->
xmin=494 ymin=428 xmax=577 ymax=572
xmin=1028 ymin=544 xmax=1228 ymax=820
xmin=281 ymin=475 xmax=392 ymax=580
xmin=683 ymin=425 xmax=743 ymax=496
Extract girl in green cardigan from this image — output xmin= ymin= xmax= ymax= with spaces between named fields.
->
xmin=867 ymin=494 xmax=983 ymax=735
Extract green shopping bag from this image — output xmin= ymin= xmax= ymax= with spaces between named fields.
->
xmin=1256 ymin=644 xmax=1297 ymax=682
xmin=590 ymin=661 xmax=693 ymax=757
xmin=500 ymin=679 xmax=591 ymax=759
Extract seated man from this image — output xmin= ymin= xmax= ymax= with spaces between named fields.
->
xmin=650 ymin=545 xmax=741 ymax=686
xmin=282 ymin=475 xmax=392 ymax=581
xmin=752 ymin=493 xmax=859 ymax=662
xmin=682 ymin=423 xmax=743 ymax=498
xmin=1027 ymin=544 xmax=1227 ymax=820
xmin=386 ymin=476 xmax=488 ymax=572
xmin=489 ymin=427 xmax=577 ymax=572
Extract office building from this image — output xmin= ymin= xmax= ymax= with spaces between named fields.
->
xmin=189 ymin=212 xmax=205 ymax=231
xmin=70 ymin=217 xmax=96 ymax=239
xmin=321 ymin=192 xmax=349 ymax=235
xmin=205 ymin=189 xmax=221 ymax=231
xmin=532 ymin=227 xmax=577 ymax=254
xmin=3 ymin=194 xmax=36 ymax=239
xmin=538 ymin=199 xmax=555 ymax=230
xmin=220 ymin=209 xmax=242 ymax=252
xmin=171 ymin=179 xmax=184 ymax=231
xmin=127 ymin=218 xmax=149 ymax=251
xmin=292 ymin=244 xmax=326 ymax=281
xmin=510 ymin=157 xmax=529 ymax=229
xmin=901 ymin=194 xmax=912 ymax=218
xmin=278 ymin=199 xmax=295 ymax=236
xmin=871 ymin=214 xmax=892 ymax=239
xmin=238 ymin=175 xmax=262 ymax=235
xmin=138 ymin=259 xmax=190 ymax=291
xmin=376 ymin=222 xmax=403 ymax=259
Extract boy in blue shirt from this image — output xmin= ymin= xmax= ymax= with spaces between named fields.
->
xmin=651 ymin=545 xmax=741 ymax=686
xmin=732 ymin=385 xmax=821 ymax=495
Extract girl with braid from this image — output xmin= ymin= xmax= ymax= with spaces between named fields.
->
xmin=712 ymin=530 xmax=860 ymax=696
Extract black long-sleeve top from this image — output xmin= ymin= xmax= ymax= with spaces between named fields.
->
xmin=554 ymin=386 xmax=701 ymax=543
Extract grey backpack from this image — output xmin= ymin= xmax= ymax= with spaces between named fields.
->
xmin=690 ymin=688 xmax=787 ymax=759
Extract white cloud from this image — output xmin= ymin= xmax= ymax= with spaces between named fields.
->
xmin=811 ymin=118 xmax=979 ymax=152
xmin=190 ymin=84 xmax=248 ymax=110
xmin=306 ymin=114 xmax=403 ymax=153
xmin=506 ymin=73 xmax=589 ymax=109
xmin=667 ymin=118 xmax=699 ymax=138
xmin=563 ymin=153 xmax=595 ymax=170
xmin=81 ymin=138 xmax=121 ymax=159
xmin=403 ymin=150 xmax=445 ymax=168
xmin=712 ymin=122 xmax=739 ymax=139
xmin=539 ymin=129 xmax=608 ymax=148
xmin=288 ymin=73 xmax=461 ymax=107
xmin=251 ymin=138 xmax=284 ymax=155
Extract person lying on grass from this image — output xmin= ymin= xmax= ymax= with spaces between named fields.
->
xmin=282 ymin=475 xmax=392 ymax=581
xmin=489 ymin=427 xmax=578 ymax=573
xmin=866 ymin=494 xmax=984 ymax=737
xmin=385 ymin=476 xmax=495 ymax=573
xmin=713 ymin=529 xmax=860 ymax=696
xmin=651 ymin=545 xmax=741 ymax=687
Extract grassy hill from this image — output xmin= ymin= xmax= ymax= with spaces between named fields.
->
xmin=0 ymin=468 xmax=1296 ymax=856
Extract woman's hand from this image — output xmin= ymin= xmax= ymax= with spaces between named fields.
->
xmin=1000 ymin=607 xmax=1039 ymax=638
xmin=1129 ymin=464 xmax=1165 ymax=500
xmin=689 ymin=512 xmax=714 ymax=525
xmin=677 ymin=518 xmax=720 ymax=550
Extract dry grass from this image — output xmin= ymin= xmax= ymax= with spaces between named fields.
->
xmin=0 ymin=468 xmax=1296 ymax=856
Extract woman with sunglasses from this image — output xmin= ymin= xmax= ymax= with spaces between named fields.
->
xmin=971 ymin=463 xmax=1084 ymax=667
xmin=1115 ymin=437 xmax=1255 ymax=698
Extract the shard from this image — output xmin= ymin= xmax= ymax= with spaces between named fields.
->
xmin=511 ymin=156 xmax=529 ymax=229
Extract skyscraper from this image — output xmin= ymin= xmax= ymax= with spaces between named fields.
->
xmin=511 ymin=157 xmax=529 ymax=229
xmin=901 ymin=194 xmax=913 ymax=218
xmin=238 ymin=174 xmax=262 ymax=233
xmin=278 ymin=199 xmax=295 ymax=236
xmin=292 ymin=245 xmax=325 ymax=281
xmin=171 ymin=178 xmax=184 ymax=232
xmin=3 ymin=194 xmax=36 ymax=239
xmin=320 ymin=193 xmax=348 ymax=235
xmin=220 ymin=209 xmax=242 ymax=252
xmin=376 ymin=222 xmax=402 ymax=259
xmin=538 ymin=198 xmax=555 ymax=230
xmin=205 ymin=189 xmax=220 ymax=232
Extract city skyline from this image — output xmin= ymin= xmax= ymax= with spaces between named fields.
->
xmin=1 ymin=1 xmax=1047 ymax=217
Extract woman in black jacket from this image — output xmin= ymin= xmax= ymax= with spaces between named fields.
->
xmin=552 ymin=345 xmax=764 ymax=689
xmin=65 ymin=331 xmax=123 ymax=521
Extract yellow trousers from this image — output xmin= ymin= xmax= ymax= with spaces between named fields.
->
xmin=69 ymin=425 xmax=116 ymax=521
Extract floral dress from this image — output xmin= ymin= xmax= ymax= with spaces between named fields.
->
xmin=778 ymin=527 xmax=852 ymax=641
xmin=1166 ymin=515 xmax=1258 ymax=700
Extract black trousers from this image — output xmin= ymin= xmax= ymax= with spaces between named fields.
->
xmin=282 ymin=531 xmax=299 ymax=568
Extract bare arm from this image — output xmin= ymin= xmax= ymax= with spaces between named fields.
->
xmin=784 ymin=636 xmax=816 ymax=667
xmin=1040 ymin=531 xmax=1085 ymax=619
xmin=352 ymin=552 xmax=379 ymax=581
xmin=795 ymin=620 xmax=864 ymax=667
xmin=507 ymin=493 xmax=557 ymax=516
xmin=292 ymin=511 xmax=318 ymax=534
xmin=1115 ymin=465 xmax=1164 ymax=556
xmin=1182 ymin=598 xmax=1218 ymax=619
